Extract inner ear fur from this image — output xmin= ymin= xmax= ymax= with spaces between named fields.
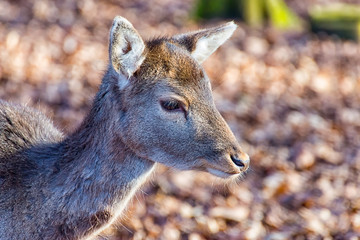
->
xmin=109 ymin=16 xmax=146 ymax=79
xmin=173 ymin=22 xmax=237 ymax=63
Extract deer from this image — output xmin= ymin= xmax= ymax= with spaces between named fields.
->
xmin=0 ymin=16 xmax=250 ymax=240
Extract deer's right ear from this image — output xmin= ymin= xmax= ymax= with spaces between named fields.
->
xmin=109 ymin=16 xmax=145 ymax=84
xmin=173 ymin=22 xmax=237 ymax=64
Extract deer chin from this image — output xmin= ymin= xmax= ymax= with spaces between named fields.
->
xmin=206 ymin=167 xmax=241 ymax=179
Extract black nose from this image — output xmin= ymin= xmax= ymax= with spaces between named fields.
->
xmin=231 ymin=154 xmax=249 ymax=169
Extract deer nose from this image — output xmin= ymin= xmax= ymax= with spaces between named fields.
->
xmin=230 ymin=153 xmax=250 ymax=170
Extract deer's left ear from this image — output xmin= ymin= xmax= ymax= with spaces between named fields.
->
xmin=109 ymin=16 xmax=145 ymax=80
xmin=173 ymin=22 xmax=237 ymax=64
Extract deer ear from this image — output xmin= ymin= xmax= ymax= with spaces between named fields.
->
xmin=173 ymin=22 xmax=237 ymax=64
xmin=109 ymin=16 xmax=145 ymax=81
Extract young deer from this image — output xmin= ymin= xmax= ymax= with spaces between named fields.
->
xmin=0 ymin=16 xmax=249 ymax=240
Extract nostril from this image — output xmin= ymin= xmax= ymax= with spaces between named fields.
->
xmin=231 ymin=155 xmax=245 ymax=168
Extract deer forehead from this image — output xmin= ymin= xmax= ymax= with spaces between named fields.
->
xmin=137 ymin=40 xmax=207 ymax=90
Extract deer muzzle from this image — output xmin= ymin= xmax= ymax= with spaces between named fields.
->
xmin=230 ymin=152 xmax=250 ymax=170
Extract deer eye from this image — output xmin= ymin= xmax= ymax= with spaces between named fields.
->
xmin=160 ymin=100 xmax=181 ymax=111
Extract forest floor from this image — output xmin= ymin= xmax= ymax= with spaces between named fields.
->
xmin=1 ymin=0 xmax=360 ymax=239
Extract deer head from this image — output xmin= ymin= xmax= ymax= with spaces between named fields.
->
xmin=107 ymin=16 xmax=249 ymax=179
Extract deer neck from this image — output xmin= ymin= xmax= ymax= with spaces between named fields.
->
xmin=49 ymin=77 xmax=155 ymax=239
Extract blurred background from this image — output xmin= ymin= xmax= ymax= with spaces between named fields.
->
xmin=1 ymin=0 xmax=360 ymax=239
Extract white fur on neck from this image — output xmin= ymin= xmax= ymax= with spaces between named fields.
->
xmin=82 ymin=163 xmax=156 ymax=240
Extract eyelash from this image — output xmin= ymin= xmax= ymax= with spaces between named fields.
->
xmin=160 ymin=100 xmax=181 ymax=111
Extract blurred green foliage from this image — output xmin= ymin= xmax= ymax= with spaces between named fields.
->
xmin=265 ymin=0 xmax=302 ymax=31
xmin=309 ymin=3 xmax=360 ymax=40
xmin=193 ymin=0 xmax=240 ymax=20
xmin=242 ymin=0 xmax=264 ymax=27
xmin=194 ymin=0 xmax=360 ymax=40
xmin=193 ymin=0 xmax=302 ymax=31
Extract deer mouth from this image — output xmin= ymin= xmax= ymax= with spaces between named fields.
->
xmin=197 ymin=157 xmax=247 ymax=178
xmin=205 ymin=167 xmax=241 ymax=179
